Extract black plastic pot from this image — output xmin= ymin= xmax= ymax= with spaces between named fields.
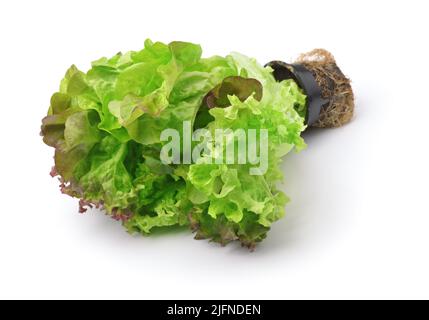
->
xmin=266 ymin=61 xmax=328 ymax=126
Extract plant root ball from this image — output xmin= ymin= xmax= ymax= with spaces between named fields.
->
xmin=296 ymin=49 xmax=354 ymax=128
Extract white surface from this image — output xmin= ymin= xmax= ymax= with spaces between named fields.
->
xmin=1 ymin=0 xmax=428 ymax=300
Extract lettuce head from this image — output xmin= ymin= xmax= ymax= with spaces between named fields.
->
xmin=41 ymin=39 xmax=306 ymax=249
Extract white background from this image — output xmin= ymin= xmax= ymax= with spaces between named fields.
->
xmin=1 ymin=0 xmax=428 ymax=300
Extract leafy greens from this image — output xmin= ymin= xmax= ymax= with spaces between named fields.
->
xmin=41 ymin=39 xmax=306 ymax=249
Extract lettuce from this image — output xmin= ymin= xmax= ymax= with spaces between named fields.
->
xmin=41 ymin=40 xmax=306 ymax=248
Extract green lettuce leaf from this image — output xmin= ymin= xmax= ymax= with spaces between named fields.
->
xmin=186 ymin=53 xmax=306 ymax=248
